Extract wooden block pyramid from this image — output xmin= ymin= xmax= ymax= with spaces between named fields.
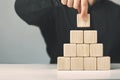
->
xmin=57 ymin=14 xmax=111 ymax=71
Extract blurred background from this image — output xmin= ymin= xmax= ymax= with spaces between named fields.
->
xmin=0 ymin=0 xmax=120 ymax=64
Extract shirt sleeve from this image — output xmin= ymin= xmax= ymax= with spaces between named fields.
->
xmin=14 ymin=0 xmax=56 ymax=27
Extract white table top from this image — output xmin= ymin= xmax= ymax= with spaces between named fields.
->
xmin=0 ymin=64 xmax=120 ymax=80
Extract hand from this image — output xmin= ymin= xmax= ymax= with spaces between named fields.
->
xmin=61 ymin=0 xmax=94 ymax=18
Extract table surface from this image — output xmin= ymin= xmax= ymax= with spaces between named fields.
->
xmin=0 ymin=64 xmax=120 ymax=80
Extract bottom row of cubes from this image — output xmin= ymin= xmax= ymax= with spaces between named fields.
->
xmin=57 ymin=57 xmax=110 ymax=71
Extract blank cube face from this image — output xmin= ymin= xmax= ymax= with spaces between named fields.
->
xmin=84 ymin=30 xmax=97 ymax=43
xmin=77 ymin=14 xmax=90 ymax=27
xmin=97 ymin=57 xmax=111 ymax=70
xmin=90 ymin=44 xmax=103 ymax=57
xmin=84 ymin=57 xmax=96 ymax=70
xmin=70 ymin=30 xmax=83 ymax=43
xmin=57 ymin=57 xmax=70 ymax=70
xmin=77 ymin=44 xmax=89 ymax=57
xmin=71 ymin=57 xmax=83 ymax=70
xmin=64 ymin=44 xmax=76 ymax=57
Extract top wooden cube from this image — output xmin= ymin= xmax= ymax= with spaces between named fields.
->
xmin=77 ymin=14 xmax=90 ymax=27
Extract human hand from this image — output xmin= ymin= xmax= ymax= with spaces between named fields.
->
xmin=61 ymin=0 xmax=94 ymax=19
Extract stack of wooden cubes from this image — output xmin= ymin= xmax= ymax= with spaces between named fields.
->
xmin=57 ymin=14 xmax=111 ymax=71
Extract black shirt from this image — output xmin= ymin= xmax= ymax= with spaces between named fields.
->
xmin=15 ymin=0 xmax=120 ymax=63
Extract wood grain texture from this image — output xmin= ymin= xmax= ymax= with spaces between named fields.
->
xmin=84 ymin=30 xmax=97 ymax=43
xmin=97 ymin=57 xmax=111 ymax=70
xmin=64 ymin=44 xmax=76 ymax=57
xmin=77 ymin=14 xmax=90 ymax=27
xmin=71 ymin=57 xmax=84 ymax=70
xmin=70 ymin=30 xmax=83 ymax=43
xmin=84 ymin=57 xmax=97 ymax=70
xmin=77 ymin=44 xmax=90 ymax=56
xmin=90 ymin=44 xmax=103 ymax=57
xmin=57 ymin=57 xmax=70 ymax=70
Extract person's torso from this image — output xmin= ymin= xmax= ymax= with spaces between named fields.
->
xmin=53 ymin=1 xmax=120 ymax=63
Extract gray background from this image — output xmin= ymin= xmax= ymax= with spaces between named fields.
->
xmin=0 ymin=0 xmax=120 ymax=64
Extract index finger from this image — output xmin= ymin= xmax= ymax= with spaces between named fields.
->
xmin=81 ymin=0 xmax=88 ymax=18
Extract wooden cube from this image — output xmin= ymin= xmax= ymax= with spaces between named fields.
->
xmin=70 ymin=30 xmax=83 ymax=43
xmin=57 ymin=57 xmax=70 ymax=70
xmin=77 ymin=44 xmax=89 ymax=56
xmin=64 ymin=44 xmax=76 ymax=57
xmin=77 ymin=14 xmax=90 ymax=27
xmin=84 ymin=57 xmax=96 ymax=70
xmin=97 ymin=57 xmax=111 ymax=70
xmin=84 ymin=30 xmax=97 ymax=43
xmin=90 ymin=44 xmax=103 ymax=57
xmin=71 ymin=57 xmax=84 ymax=70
